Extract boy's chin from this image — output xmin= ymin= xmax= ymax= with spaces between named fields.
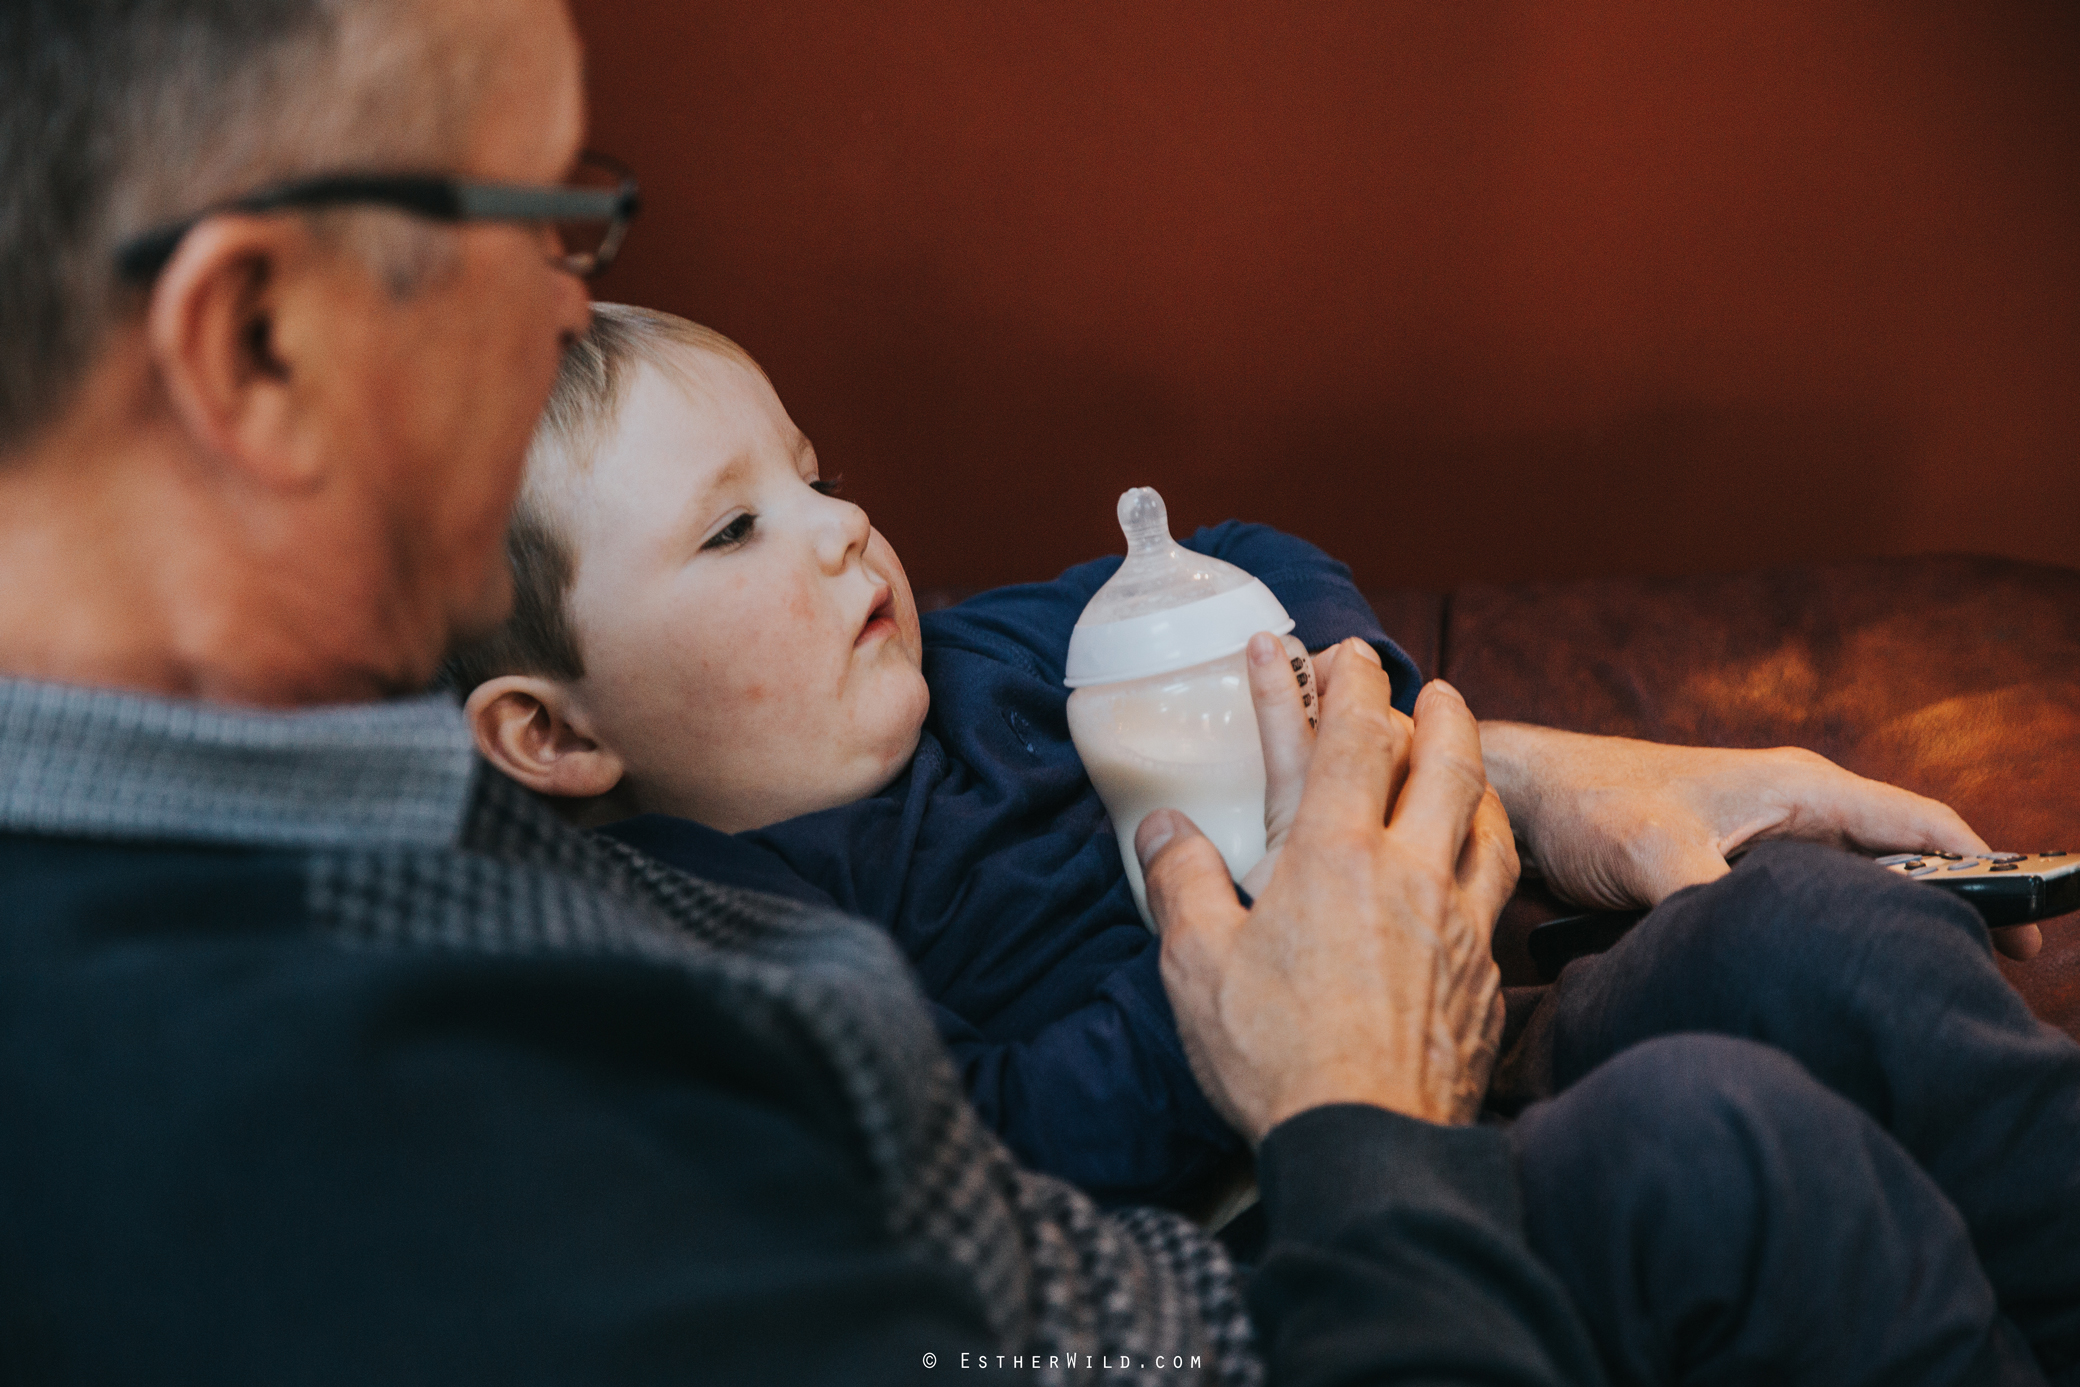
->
xmin=879 ymin=664 xmax=931 ymax=733
xmin=861 ymin=716 xmax=928 ymax=799
xmin=762 ymin=723 xmax=926 ymax=827
xmin=855 ymin=691 xmax=930 ymax=794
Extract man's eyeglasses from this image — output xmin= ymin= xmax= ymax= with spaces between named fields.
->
xmin=114 ymin=150 xmax=641 ymax=283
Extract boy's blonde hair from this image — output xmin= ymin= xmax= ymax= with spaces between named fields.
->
xmin=437 ymin=303 xmax=762 ymax=694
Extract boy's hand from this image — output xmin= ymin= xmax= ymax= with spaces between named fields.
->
xmin=1142 ymin=665 xmax=1515 ymax=1141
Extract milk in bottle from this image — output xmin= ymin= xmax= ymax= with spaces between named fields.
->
xmin=1064 ymin=488 xmax=1299 ymax=927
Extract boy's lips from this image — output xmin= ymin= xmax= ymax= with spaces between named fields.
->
xmin=856 ymin=584 xmax=897 ymax=646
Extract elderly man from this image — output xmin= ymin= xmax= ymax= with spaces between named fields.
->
xmin=3 ymin=2 xmax=2077 ymax=1384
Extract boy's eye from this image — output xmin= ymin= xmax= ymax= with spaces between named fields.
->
xmin=809 ymin=475 xmax=844 ymax=497
xmin=703 ymin=513 xmax=755 ymax=551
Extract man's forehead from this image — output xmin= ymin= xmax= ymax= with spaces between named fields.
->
xmin=442 ymin=0 xmax=586 ymax=177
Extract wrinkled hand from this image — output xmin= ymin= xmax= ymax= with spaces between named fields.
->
xmin=1141 ymin=660 xmax=1516 ymax=1142
xmin=1481 ymin=723 xmax=2041 ymax=960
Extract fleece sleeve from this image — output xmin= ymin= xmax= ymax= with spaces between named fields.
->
xmin=1180 ymin=520 xmax=1424 ymax=713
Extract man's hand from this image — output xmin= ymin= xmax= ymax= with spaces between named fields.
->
xmin=1481 ymin=723 xmax=2043 ymax=960
xmin=1237 ymin=632 xmax=1341 ymax=902
xmin=1141 ymin=660 xmax=1517 ymax=1143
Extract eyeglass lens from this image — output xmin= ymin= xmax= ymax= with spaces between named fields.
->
xmin=551 ymin=155 xmax=634 ymax=275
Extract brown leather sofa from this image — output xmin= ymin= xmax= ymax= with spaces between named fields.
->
xmin=927 ymin=552 xmax=2079 ymax=1041
xmin=1366 ymin=554 xmax=2080 ymax=1042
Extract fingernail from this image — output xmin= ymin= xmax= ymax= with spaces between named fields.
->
xmin=1136 ymin=810 xmax=1180 ymax=865
xmin=1248 ymin=632 xmax=1277 ymax=665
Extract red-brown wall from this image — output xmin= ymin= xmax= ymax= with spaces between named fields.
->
xmin=573 ymin=0 xmax=2080 ymax=594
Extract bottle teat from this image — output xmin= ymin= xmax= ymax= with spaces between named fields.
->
xmin=1063 ymin=486 xmax=1295 ymax=687
xmin=1118 ymin=487 xmax=1172 ymax=556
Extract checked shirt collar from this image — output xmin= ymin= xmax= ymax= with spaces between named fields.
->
xmin=0 ymin=677 xmax=477 ymax=850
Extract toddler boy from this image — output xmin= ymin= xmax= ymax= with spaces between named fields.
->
xmin=440 ymin=304 xmax=1418 ymax=1209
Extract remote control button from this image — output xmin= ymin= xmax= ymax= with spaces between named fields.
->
xmin=1875 ymin=853 xmax=1922 ymax=866
xmin=1908 ymin=865 xmax=1942 ymax=877
xmin=1989 ymin=863 xmax=2020 ymax=872
xmin=2041 ymin=851 xmax=2068 ymax=858
xmin=1945 ymin=859 xmax=1983 ymax=871
xmin=1987 ymin=853 xmax=2025 ymax=863
xmin=1931 ymin=852 xmax=1962 ymax=860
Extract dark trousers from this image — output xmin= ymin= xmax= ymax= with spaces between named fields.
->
xmin=1509 ymin=841 xmax=2080 ymax=1386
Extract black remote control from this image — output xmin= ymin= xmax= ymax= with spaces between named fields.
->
xmin=1524 ymin=849 xmax=2078 ymax=982
xmin=1873 ymin=849 xmax=2080 ymax=928
xmin=1524 ymin=908 xmax=1645 ymax=982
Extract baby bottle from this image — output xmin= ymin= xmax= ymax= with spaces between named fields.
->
xmin=1065 ymin=487 xmax=1300 ymax=928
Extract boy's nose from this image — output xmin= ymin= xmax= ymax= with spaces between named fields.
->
xmin=813 ymin=495 xmax=872 ymax=572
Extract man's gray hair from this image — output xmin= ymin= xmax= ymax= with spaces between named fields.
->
xmin=0 ymin=0 xmax=487 ymax=457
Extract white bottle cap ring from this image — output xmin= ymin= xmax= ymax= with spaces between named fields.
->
xmin=1064 ymin=578 xmax=1294 ymax=686
xmin=1063 ymin=486 xmax=1296 ymax=687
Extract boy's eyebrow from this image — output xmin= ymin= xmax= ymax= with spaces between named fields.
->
xmin=676 ymin=453 xmax=753 ymax=535
xmin=702 ymin=454 xmax=752 ymax=495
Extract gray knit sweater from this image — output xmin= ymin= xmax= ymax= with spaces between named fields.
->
xmin=0 ymin=676 xmax=1259 ymax=1385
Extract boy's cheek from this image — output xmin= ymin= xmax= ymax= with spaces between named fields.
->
xmin=868 ymin=532 xmax=923 ymax=639
xmin=892 ymin=593 xmax=925 ymax=666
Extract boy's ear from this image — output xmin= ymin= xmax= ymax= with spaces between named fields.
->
xmin=464 ymin=675 xmax=625 ymax=801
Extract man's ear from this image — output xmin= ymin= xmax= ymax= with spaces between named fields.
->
xmin=145 ymin=214 xmax=329 ymax=491
xmin=464 ymin=675 xmax=626 ymax=800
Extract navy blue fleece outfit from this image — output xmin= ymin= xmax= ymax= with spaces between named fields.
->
xmin=602 ymin=522 xmax=1421 ymax=1209
xmin=1512 ymin=841 xmax=2080 ymax=1385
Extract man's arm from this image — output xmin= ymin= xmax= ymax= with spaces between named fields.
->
xmin=1477 ymin=720 xmax=2042 ymax=959
xmin=1250 ymin=1107 xmax=1608 ymax=1386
